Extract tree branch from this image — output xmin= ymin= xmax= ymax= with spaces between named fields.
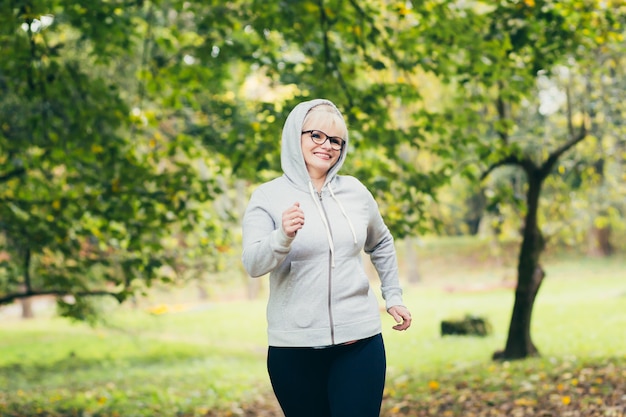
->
xmin=0 ymin=289 xmax=125 ymax=306
xmin=496 ymin=81 xmax=509 ymax=144
xmin=23 ymin=247 xmax=31 ymax=293
xmin=480 ymin=155 xmax=522 ymax=180
xmin=540 ymin=71 xmax=589 ymax=178
xmin=130 ymin=1 xmax=154 ymax=138
xmin=317 ymin=0 xmax=354 ymax=107
xmin=566 ymin=77 xmax=575 ymax=138
xmin=0 ymin=167 xmax=26 ymax=183
xmin=540 ymin=123 xmax=587 ymax=179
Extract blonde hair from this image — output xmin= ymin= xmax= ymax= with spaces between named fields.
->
xmin=302 ymin=104 xmax=348 ymax=139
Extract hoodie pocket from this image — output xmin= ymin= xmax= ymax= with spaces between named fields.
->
xmin=331 ymin=257 xmax=378 ymax=326
xmin=282 ymin=260 xmax=328 ymax=329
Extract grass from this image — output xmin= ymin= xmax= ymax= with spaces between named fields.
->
xmin=0 ymin=301 xmax=271 ymax=415
xmin=387 ymin=256 xmax=626 ymax=374
xmin=0 ymin=239 xmax=625 ymax=416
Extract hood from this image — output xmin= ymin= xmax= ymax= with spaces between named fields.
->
xmin=280 ymin=99 xmax=348 ymax=190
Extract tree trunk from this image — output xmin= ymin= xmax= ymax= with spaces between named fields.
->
xmin=589 ymin=224 xmax=613 ymax=257
xmin=20 ymin=286 xmax=34 ymax=319
xmin=464 ymin=187 xmax=486 ymax=235
xmin=21 ymin=249 xmax=34 ymax=318
xmin=494 ymin=172 xmax=545 ymax=360
xmin=196 ymin=282 xmax=209 ymax=301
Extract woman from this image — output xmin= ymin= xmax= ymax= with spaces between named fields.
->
xmin=242 ymin=98 xmax=411 ymax=417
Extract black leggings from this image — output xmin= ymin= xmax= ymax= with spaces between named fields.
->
xmin=267 ymin=333 xmax=386 ymax=417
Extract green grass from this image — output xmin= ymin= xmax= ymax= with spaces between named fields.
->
xmin=0 ymin=247 xmax=625 ymax=416
xmin=385 ymin=256 xmax=626 ymax=375
xmin=0 ymin=301 xmax=270 ymax=416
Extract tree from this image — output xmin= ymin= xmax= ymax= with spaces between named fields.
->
xmin=0 ymin=0 xmax=229 ymax=320
xmin=409 ymin=1 xmax=625 ymax=359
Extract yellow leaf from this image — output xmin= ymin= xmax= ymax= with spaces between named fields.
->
xmin=303 ymin=2 xmax=317 ymax=13
xmin=52 ymin=200 xmax=61 ymax=210
xmin=148 ymin=304 xmax=169 ymax=315
xmin=514 ymin=397 xmax=537 ymax=406
xmin=561 ymin=395 xmax=571 ymax=405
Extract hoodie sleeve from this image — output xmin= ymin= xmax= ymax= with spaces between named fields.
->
xmin=242 ymin=187 xmax=295 ymax=278
xmin=363 ymin=191 xmax=405 ymax=310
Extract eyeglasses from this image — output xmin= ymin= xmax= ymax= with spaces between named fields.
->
xmin=301 ymin=130 xmax=345 ymax=151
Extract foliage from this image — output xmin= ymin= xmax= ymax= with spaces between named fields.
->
xmin=0 ymin=0 xmax=238 ymax=316
xmin=383 ymin=358 xmax=626 ymax=417
xmin=2 ymin=357 xmax=624 ymax=417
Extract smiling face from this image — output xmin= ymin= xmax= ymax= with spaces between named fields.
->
xmin=301 ymin=105 xmax=347 ymax=189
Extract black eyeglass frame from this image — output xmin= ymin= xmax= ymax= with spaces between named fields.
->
xmin=301 ymin=130 xmax=345 ymax=151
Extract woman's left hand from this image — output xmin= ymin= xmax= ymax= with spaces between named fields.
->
xmin=387 ymin=305 xmax=412 ymax=331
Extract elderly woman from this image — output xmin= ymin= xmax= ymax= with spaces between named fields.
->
xmin=242 ymin=99 xmax=411 ymax=417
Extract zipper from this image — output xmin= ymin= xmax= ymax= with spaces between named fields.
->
xmin=318 ymin=190 xmax=335 ymax=345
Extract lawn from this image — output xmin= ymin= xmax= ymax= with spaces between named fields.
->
xmin=0 ymin=240 xmax=625 ymax=416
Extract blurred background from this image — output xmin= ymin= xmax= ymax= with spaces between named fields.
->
xmin=1 ymin=1 xmax=625 ymax=416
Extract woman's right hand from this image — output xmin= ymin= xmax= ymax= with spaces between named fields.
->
xmin=282 ymin=202 xmax=305 ymax=238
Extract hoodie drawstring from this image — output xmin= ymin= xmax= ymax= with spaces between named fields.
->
xmin=328 ymin=184 xmax=358 ymax=245
xmin=309 ymin=181 xmax=336 ymax=268
xmin=308 ymin=181 xmax=359 ymax=269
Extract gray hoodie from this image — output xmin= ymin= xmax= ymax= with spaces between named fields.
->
xmin=242 ymin=98 xmax=404 ymax=347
